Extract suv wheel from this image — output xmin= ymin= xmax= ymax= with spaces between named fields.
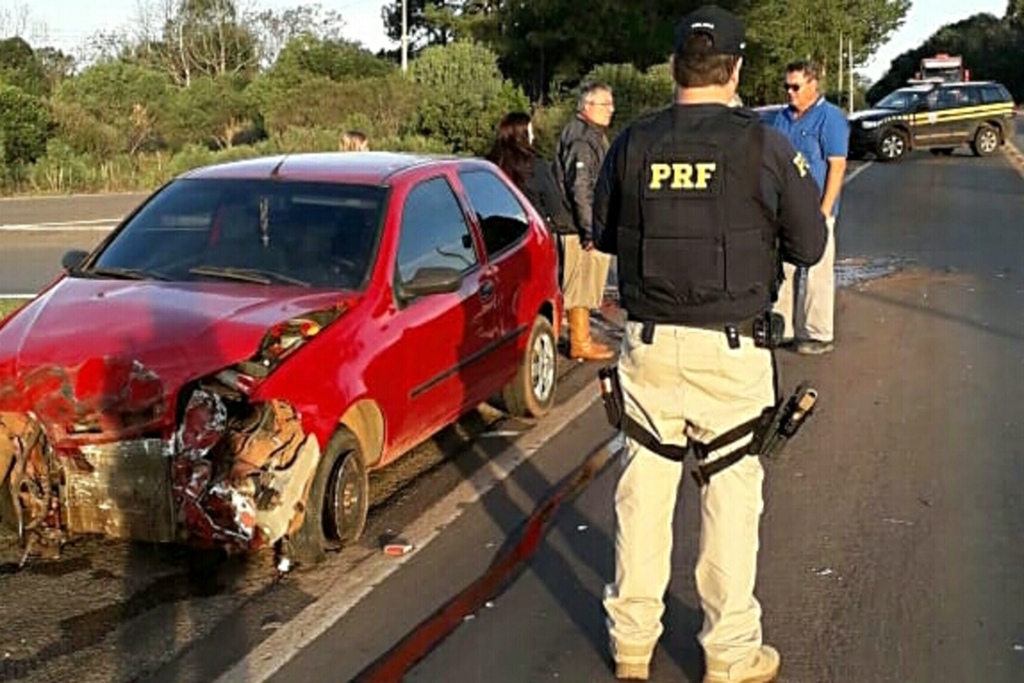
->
xmin=971 ymin=125 xmax=999 ymax=157
xmin=878 ymin=129 xmax=908 ymax=162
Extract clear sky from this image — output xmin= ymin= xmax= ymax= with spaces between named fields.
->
xmin=0 ymin=0 xmax=1011 ymax=84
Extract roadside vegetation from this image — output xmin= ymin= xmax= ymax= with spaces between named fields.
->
xmin=0 ymin=298 xmax=27 ymax=320
xmin=0 ymin=0 xmax=1020 ymax=197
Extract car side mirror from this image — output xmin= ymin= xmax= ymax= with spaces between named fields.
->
xmin=62 ymin=249 xmax=89 ymax=271
xmin=400 ymin=266 xmax=463 ymax=299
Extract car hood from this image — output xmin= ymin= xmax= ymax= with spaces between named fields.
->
xmin=0 ymin=278 xmax=357 ymax=418
xmin=849 ymin=108 xmax=899 ymax=122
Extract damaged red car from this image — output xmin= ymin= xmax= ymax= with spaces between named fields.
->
xmin=0 ymin=152 xmax=562 ymax=568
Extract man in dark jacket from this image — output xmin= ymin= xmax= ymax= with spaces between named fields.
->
xmin=554 ymin=81 xmax=616 ymax=361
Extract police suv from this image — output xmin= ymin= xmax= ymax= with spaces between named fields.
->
xmin=849 ymin=80 xmax=1016 ymax=162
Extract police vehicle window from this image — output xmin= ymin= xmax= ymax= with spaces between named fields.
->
xmin=396 ymin=176 xmax=478 ymax=284
xmin=457 ymin=169 xmax=530 ymax=257
xmin=935 ymin=88 xmax=963 ymax=109
xmin=981 ymin=85 xmax=1009 ymax=104
xmin=960 ymin=87 xmax=981 ymax=105
xmin=876 ymin=89 xmax=921 ymax=111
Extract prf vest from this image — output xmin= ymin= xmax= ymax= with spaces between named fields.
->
xmin=616 ymin=106 xmax=779 ymax=326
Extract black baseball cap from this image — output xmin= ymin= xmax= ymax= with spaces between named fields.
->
xmin=674 ymin=5 xmax=746 ymax=56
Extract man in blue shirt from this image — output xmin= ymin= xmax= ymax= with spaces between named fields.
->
xmin=770 ymin=60 xmax=849 ymax=355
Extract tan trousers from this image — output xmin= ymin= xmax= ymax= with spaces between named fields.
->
xmin=603 ymin=320 xmax=774 ymax=669
xmin=559 ymin=234 xmax=612 ymax=310
xmin=773 ymin=215 xmax=836 ymax=342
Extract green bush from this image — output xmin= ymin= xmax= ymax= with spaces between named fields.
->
xmin=0 ymin=84 xmax=51 ymax=169
xmin=409 ymin=41 xmax=529 ymax=155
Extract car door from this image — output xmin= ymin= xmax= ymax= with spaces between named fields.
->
xmin=388 ymin=173 xmax=498 ymax=453
xmin=910 ymin=89 xmax=948 ymax=147
xmin=455 ymin=168 xmax=535 ymax=388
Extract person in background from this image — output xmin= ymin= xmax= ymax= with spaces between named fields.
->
xmin=339 ymin=131 xmax=369 ymax=151
xmin=554 ymin=81 xmax=617 ymax=361
xmin=769 ymin=60 xmax=849 ymax=355
xmin=487 ymin=112 xmax=573 ymax=235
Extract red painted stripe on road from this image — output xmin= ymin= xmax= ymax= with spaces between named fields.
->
xmin=351 ymin=440 xmax=618 ymax=683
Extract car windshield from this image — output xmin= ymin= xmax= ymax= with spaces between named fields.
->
xmin=875 ymin=89 xmax=928 ymax=111
xmin=87 ymin=178 xmax=387 ymax=290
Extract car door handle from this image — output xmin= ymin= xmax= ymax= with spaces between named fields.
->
xmin=480 ymin=280 xmax=494 ymax=301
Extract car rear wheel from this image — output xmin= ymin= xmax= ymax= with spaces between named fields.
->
xmin=503 ymin=315 xmax=557 ymax=418
xmin=971 ymin=125 xmax=999 ymax=156
xmin=290 ymin=430 xmax=368 ymax=566
xmin=877 ymin=129 xmax=908 ymax=162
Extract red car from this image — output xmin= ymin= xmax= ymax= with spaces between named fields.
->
xmin=0 ymin=152 xmax=562 ymax=568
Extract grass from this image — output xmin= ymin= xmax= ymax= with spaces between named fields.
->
xmin=0 ymin=298 xmax=31 ymax=321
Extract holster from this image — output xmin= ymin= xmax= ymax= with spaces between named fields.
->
xmin=597 ymin=364 xmax=818 ymax=486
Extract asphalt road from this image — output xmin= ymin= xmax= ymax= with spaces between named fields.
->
xmin=2 ymin=146 xmax=1024 ymax=683
xmin=0 ymin=193 xmax=147 ymax=296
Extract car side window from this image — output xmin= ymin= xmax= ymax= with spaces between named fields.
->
xmin=396 ymin=176 xmax=478 ymax=284
xmin=981 ymin=85 xmax=1009 ymax=104
xmin=960 ymin=87 xmax=981 ymax=106
xmin=457 ymin=169 xmax=530 ymax=258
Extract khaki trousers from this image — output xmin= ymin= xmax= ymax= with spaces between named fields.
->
xmin=603 ymin=321 xmax=774 ymax=669
xmin=773 ymin=215 xmax=836 ymax=342
xmin=559 ymin=234 xmax=612 ymax=310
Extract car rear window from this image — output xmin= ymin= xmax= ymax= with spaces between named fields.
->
xmin=978 ymin=85 xmax=1011 ymax=104
xmin=90 ymin=178 xmax=387 ymax=289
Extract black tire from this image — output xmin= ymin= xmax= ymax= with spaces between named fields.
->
xmin=503 ymin=315 xmax=558 ymax=418
xmin=877 ymin=129 xmax=908 ymax=162
xmin=290 ymin=430 xmax=368 ymax=566
xmin=971 ymin=125 xmax=999 ymax=157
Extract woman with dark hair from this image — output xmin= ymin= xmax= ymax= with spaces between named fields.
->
xmin=487 ymin=112 xmax=572 ymax=233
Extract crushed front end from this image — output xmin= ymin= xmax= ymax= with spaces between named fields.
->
xmin=0 ymin=356 xmax=322 ymax=563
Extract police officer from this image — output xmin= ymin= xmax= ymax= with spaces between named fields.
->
xmin=593 ymin=5 xmax=827 ymax=682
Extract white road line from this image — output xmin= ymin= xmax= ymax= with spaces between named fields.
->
xmin=844 ymin=161 xmax=873 ymax=185
xmin=0 ymin=219 xmax=119 ymax=231
xmin=0 ymin=294 xmax=33 ymax=299
xmin=216 ymin=385 xmax=609 ymax=683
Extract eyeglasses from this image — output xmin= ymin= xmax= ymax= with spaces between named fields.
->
xmin=588 ymin=100 xmax=615 ymax=108
xmin=784 ymin=83 xmax=803 ymax=92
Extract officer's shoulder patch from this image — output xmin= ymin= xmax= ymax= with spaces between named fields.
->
xmin=792 ymin=151 xmax=809 ymax=178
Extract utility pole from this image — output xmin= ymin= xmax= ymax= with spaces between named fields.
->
xmin=848 ymin=36 xmax=855 ymax=113
xmin=401 ymin=0 xmax=409 ymax=73
xmin=838 ymin=31 xmax=844 ymax=107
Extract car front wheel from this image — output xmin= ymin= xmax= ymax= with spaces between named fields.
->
xmin=877 ymin=129 xmax=908 ymax=162
xmin=971 ymin=125 xmax=999 ymax=156
xmin=290 ymin=429 xmax=368 ymax=566
xmin=503 ymin=315 xmax=558 ymax=418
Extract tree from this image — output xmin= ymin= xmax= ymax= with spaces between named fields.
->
xmin=168 ymin=74 xmax=255 ymax=148
xmin=0 ymin=37 xmax=48 ymax=97
xmin=251 ymin=3 xmax=349 ymax=67
xmin=53 ymin=62 xmax=173 ymax=155
xmin=866 ymin=13 xmax=1022 ymax=103
xmin=272 ymin=36 xmax=394 ymax=83
xmin=381 ymin=0 xmax=465 ymax=52
xmin=0 ymin=84 xmax=50 ymax=169
xmin=408 ymin=41 xmax=528 ymax=154
xmin=741 ymin=0 xmax=910 ymax=104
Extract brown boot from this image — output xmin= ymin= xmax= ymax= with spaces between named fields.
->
xmin=569 ymin=307 xmax=614 ymax=361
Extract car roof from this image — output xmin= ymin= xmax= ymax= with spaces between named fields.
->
xmin=180 ymin=151 xmax=470 ymax=185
